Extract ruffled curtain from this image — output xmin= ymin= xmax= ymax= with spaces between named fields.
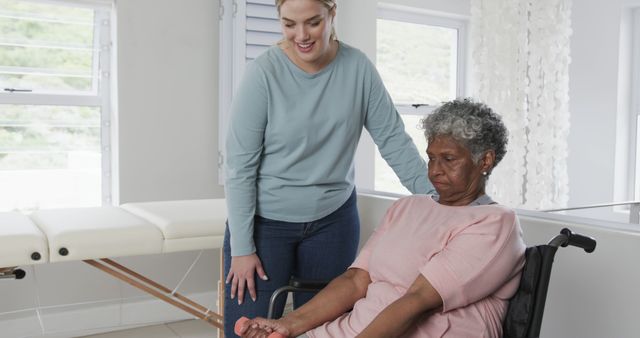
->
xmin=470 ymin=0 xmax=571 ymax=209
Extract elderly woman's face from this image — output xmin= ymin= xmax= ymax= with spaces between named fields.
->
xmin=427 ymin=135 xmax=486 ymax=206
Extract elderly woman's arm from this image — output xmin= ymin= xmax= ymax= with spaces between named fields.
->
xmin=239 ymin=268 xmax=372 ymax=337
xmin=355 ymin=274 xmax=442 ymax=338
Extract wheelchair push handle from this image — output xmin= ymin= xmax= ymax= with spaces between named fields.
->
xmin=558 ymin=228 xmax=597 ymax=253
xmin=235 ymin=316 xmax=286 ymax=338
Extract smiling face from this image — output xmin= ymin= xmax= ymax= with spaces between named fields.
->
xmin=278 ymin=0 xmax=337 ymax=73
xmin=427 ymin=135 xmax=494 ymax=206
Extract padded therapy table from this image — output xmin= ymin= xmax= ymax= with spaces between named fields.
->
xmin=0 ymin=199 xmax=228 ymax=335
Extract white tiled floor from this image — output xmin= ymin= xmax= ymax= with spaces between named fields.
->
xmin=81 ymin=320 xmax=218 ymax=338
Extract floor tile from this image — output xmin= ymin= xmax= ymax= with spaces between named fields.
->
xmin=81 ymin=324 xmax=179 ymax=338
xmin=167 ymin=319 xmax=218 ymax=338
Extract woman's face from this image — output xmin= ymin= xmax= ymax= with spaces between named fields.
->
xmin=427 ymin=135 xmax=487 ymax=206
xmin=279 ymin=0 xmax=335 ymax=71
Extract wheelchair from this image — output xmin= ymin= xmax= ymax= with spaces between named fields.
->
xmin=265 ymin=228 xmax=597 ymax=338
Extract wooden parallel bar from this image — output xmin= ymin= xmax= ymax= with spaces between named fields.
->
xmin=100 ymin=258 xmax=223 ymax=321
xmin=84 ymin=259 xmax=223 ymax=329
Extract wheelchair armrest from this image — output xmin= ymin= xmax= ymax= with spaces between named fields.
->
xmin=267 ymin=277 xmax=330 ymax=319
xmin=289 ymin=277 xmax=329 ymax=290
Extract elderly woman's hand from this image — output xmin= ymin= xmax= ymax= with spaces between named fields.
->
xmin=237 ymin=317 xmax=291 ymax=338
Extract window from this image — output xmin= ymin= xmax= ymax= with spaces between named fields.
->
xmin=0 ymin=0 xmax=112 ymax=211
xmin=616 ymin=6 xmax=640 ymax=216
xmin=633 ymin=8 xmax=640 ymax=202
xmin=373 ymin=4 xmax=467 ymax=195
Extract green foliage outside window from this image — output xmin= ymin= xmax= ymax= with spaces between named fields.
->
xmin=0 ymin=0 xmax=101 ymax=171
xmin=0 ymin=105 xmax=100 ymax=170
xmin=0 ymin=0 xmax=95 ymax=92
xmin=377 ymin=19 xmax=456 ymax=106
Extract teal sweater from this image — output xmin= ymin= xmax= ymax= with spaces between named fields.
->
xmin=225 ymin=42 xmax=434 ymax=256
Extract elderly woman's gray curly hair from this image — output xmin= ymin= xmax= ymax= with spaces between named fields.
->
xmin=421 ymin=98 xmax=508 ymax=167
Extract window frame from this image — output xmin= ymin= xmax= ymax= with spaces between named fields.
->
xmin=0 ymin=0 xmax=114 ymax=207
xmin=633 ymin=7 xmax=640 ymax=201
xmin=618 ymin=6 xmax=640 ymax=209
xmin=356 ymin=3 xmax=469 ymax=196
xmin=377 ymin=3 xmax=468 ymax=115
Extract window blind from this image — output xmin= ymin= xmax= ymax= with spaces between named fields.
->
xmin=246 ymin=0 xmax=281 ymax=61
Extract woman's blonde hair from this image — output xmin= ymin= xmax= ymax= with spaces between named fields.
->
xmin=275 ymin=0 xmax=337 ymax=40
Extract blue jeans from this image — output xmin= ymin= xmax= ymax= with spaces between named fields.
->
xmin=223 ymin=190 xmax=360 ymax=338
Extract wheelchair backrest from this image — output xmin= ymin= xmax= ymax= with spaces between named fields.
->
xmin=502 ymin=245 xmax=559 ymax=338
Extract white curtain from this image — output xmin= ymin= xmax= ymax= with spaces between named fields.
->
xmin=471 ymin=0 xmax=571 ymax=209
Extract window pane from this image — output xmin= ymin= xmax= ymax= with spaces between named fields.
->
xmin=374 ymin=16 xmax=461 ymax=194
xmin=0 ymin=0 xmax=96 ymax=93
xmin=376 ymin=18 xmax=457 ymax=106
xmin=374 ymin=115 xmax=428 ymax=194
xmin=0 ymin=104 xmax=101 ymax=211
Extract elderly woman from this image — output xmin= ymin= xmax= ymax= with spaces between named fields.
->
xmin=237 ymin=98 xmax=526 ymax=338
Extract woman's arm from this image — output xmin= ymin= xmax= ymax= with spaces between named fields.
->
xmin=225 ymin=61 xmax=269 ymax=301
xmin=361 ymin=58 xmax=434 ymax=195
xmin=239 ymin=268 xmax=372 ymax=337
xmin=356 ymin=274 xmax=442 ymax=338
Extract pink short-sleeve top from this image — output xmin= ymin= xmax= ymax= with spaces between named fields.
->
xmin=307 ymin=195 xmax=526 ymax=338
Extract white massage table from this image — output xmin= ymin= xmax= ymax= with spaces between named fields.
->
xmin=0 ymin=199 xmax=228 ymax=335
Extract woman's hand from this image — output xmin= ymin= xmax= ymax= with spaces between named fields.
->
xmin=237 ymin=317 xmax=291 ymax=338
xmin=226 ymin=253 xmax=269 ymax=304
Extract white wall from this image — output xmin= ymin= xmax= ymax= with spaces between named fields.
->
xmin=116 ymin=0 xmax=224 ymax=204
